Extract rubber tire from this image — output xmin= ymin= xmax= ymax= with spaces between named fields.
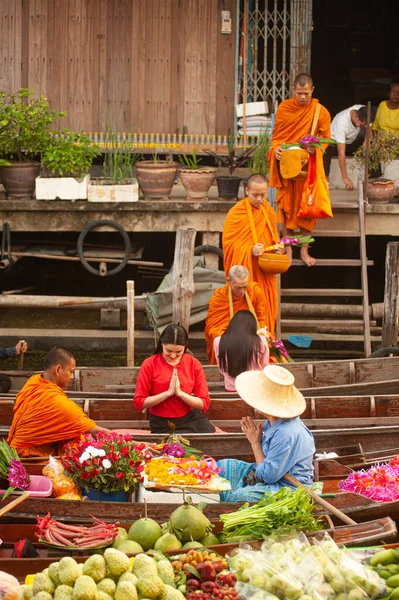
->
xmin=77 ymin=220 xmax=131 ymax=276
xmin=368 ymin=347 xmax=399 ymax=358
xmin=194 ymin=245 xmax=224 ymax=259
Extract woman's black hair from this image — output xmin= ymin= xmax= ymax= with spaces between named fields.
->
xmin=155 ymin=324 xmax=189 ymax=354
xmin=218 ymin=310 xmax=261 ymax=378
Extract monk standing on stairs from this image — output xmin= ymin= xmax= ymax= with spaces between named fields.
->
xmin=268 ymin=73 xmax=332 ymax=266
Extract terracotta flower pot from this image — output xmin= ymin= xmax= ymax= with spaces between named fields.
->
xmin=0 ymin=162 xmax=41 ymax=199
xmin=179 ymin=168 xmax=216 ymax=201
xmin=367 ymin=179 xmax=395 ymax=204
xmin=135 ymin=161 xmax=178 ymax=199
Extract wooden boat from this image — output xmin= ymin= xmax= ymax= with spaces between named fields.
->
xmin=4 ymin=355 xmax=399 ymax=396
xmin=0 ymin=517 xmax=396 ymax=579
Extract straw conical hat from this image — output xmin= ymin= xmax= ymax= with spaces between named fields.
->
xmin=235 ymin=364 xmax=306 ymax=418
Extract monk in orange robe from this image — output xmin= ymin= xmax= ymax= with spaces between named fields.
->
xmin=223 ymin=174 xmax=280 ymax=337
xmin=268 ymin=72 xmax=332 ymax=266
xmin=205 ymin=265 xmax=267 ymax=364
xmin=8 ymin=347 xmax=108 ymax=457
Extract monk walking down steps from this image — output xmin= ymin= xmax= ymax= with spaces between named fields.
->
xmin=7 ymin=346 xmax=110 ymax=457
xmin=268 ymin=73 xmax=333 ymax=266
xmin=223 ymin=174 xmax=283 ymax=336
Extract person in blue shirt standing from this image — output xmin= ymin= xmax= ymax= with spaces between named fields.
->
xmin=218 ymin=364 xmax=315 ymax=502
xmin=0 ymin=340 xmax=28 ymax=392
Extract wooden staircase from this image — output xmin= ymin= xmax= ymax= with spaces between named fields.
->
xmin=277 ymin=185 xmax=373 ymax=356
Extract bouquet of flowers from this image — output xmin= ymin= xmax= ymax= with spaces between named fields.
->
xmin=282 ymin=135 xmax=337 ymax=152
xmin=0 ymin=440 xmax=30 ymax=498
xmin=61 ymin=432 xmax=151 ymax=494
xmin=257 ymin=328 xmax=293 ymax=363
xmin=263 ymin=235 xmax=314 ymax=254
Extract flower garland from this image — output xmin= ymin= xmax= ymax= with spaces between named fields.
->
xmin=339 ymin=457 xmax=399 ymax=502
xmin=145 ymin=453 xmax=221 ymax=486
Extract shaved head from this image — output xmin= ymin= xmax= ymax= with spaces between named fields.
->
xmin=294 ymin=73 xmax=313 ymax=88
xmin=246 ymin=173 xmax=268 ymax=188
xmin=44 ymin=347 xmax=76 ymax=370
xmin=229 ymin=265 xmax=249 ymax=281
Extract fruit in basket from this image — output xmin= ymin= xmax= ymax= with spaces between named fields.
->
xmin=48 ymin=563 xmax=61 ymax=587
xmin=20 ymin=585 xmax=33 ymax=600
xmin=119 ymin=573 xmax=138 ymax=585
xmin=59 ymin=557 xmax=81 ymax=587
xmin=169 ymin=500 xmax=210 ymax=543
xmin=97 ymin=592 xmax=113 ymax=600
xmin=54 ymin=585 xmax=73 ymax=600
xmin=161 ymin=584 xmax=185 ymax=600
xmin=156 ymin=560 xmax=175 ymax=586
xmin=154 ymin=533 xmax=182 ymax=552
xmin=128 ymin=518 xmax=162 ymax=551
xmin=114 ymin=581 xmax=138 ymax=600
xmin=72 ymin=575 xmax=98 ymax=600
xmin=82 ymin=555 xmax=107 ymax=582
xmin=104 ymin=548 xmax=131 ymax=577
xmin=136 ymin=576 xmax=165 ymax=600
xmin=32 ymin=593 xmax=52 ymax=600
xmin=32 ymin=574 xmax=55 ymax=596
xmin=132 ymin=554 xmax=158 ymax=578
xmin=97 ymin=579 xmax=117 ymax=596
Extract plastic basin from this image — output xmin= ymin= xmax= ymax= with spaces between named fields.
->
xmin=0 ymin=475 xmax=53 ymax=498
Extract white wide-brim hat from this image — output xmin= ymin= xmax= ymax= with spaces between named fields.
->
xmin=235 ymin=364 xmax=306 ymax=418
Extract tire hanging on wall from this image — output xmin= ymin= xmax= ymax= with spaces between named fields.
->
xmin=77 ymin=219 xmax=131 ymax=276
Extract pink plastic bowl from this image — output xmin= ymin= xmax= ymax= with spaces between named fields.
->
xmin=0 ymin=475 xmax=53 ymax=498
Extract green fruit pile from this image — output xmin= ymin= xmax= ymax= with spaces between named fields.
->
xmin=20 ymin=549 xmax=186 ymax=600
xmin=369 ymin=548 xmax=399 ymax=599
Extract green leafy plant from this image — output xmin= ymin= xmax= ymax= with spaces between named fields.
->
xmin=249 ymin=130 xmax=271 ymax=176
xmin=205 ymin=131 xmax=256 ymax=176
xmin=179 ymin=149 xmax=204 ymax=170
xmin=102 ymin=130 xmax=140 ymax=184
xmin=354 ymin=130 xmax=399 ymax=175
xmin=0 ymin=88 xmax=66 ymax=162
xmin=41 ymin=130 xmax=100 ymax=177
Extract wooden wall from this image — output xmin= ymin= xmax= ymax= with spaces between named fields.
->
xmin=0 ymin=0 xmax=236 ymax=135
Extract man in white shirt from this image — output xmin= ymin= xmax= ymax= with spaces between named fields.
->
xmin=324 ymin=105 xmax=368 ymax=190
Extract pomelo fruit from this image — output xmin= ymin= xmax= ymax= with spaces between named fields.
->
xmin=154 ymin=533 xmax=182 ymax=552
xmin=170 ymin=501 xmax=210 ymax=542
xmin=128 ymin=518 xmax=162 ymax=551
xmin=117 ymin=540 xmax=144 ymax=554
xmin=182 ymin=541 xmax=203 ymax=549
xmin=199 ymin=533 xmax=220 ymax=546
xmin=112 ymin=527 xmax=129 ymax=549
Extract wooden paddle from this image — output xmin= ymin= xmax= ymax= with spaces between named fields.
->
xmin=284 ymin=472 xmax=357 ymax=526
xmin=0 ymin=491 xmax=30 ymax=518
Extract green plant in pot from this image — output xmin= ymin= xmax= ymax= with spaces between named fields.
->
xmin=205 ymin=132 xmax=256 ymax=200
xmin=136 ymin=150 xmax=178 ymax=200
xmin=179 ymin=149 xmax=216 ymax=201
xmin=354 ymin=130 xmax=399 ymax=203
xmin=36 ymin=130 xmax=100 ymax=200
xmin=249 ymin=129 xmax=271 ymax=177
xmin=0 ymin=88 xmax=66 ymax=199
xmin=88 ymin=130 xmax=140 ymax=202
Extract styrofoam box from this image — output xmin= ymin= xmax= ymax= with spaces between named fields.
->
xmin=236 ymin=101 xmax=268 ymax=118
xmin=88 ymin=180 xmax=139 ymax=202
xmin=35 ymin=175 xmax=89 ymax=200
xmin=137 ymin=484 xmax=220 ymax=504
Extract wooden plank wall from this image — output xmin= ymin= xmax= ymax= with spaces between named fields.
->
xmin=0 ymin=0 xmax=235 ymax=135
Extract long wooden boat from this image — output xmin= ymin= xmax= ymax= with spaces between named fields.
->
xmin=0 ymin=517 xmax=396 ymax=580
xmin=4 ymin=355 xmax=399 ymax=396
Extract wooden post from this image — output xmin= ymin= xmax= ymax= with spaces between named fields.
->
xmin=382 ymin=242 xmax=399 ymax=349
xmin=126 ymin=280 xmax=135 ymax=367
xmin=363 ymin=101 xmax=371 ymax=200
xmin=242 ymin=0 xmax=248 ymax=149
xmin=172 ymin=228 xmax=196 ymax=332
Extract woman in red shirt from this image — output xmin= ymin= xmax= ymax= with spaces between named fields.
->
xmin=133 ymin=324 xmax=215 ymax=434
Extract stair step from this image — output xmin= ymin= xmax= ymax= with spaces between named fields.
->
xmin=281 ymin=332 xmax=381 ymax=342
xmin=281 ymin=319 xmax=376 ymax=327
xmin=281 ymin=289 xmax=363 ymax=297
xmin=291 ymin=259 xmax=374 ymax=267
xmin=312 ymin=230 xmax=360 ymax=237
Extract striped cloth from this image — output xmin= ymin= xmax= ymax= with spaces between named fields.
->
xmin=217 ymin=459 xmax=273 ymax=503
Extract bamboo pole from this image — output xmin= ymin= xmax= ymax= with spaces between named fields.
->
xmin=126 ymin=281 xmax=135 ymax=367
xmin=242 ymin=0 xmax=248 ymax=149
xmin=172 ymin=228 xmax=196 ymax=332
xmin=363 ymin=101 xmax=371 ymax=201
xmin=4 ymin=252 xmax=162 ymax=268
xmin=382 ymin=242 xmax=399 ymax=349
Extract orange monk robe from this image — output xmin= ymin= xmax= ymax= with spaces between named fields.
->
xmin=222 ymin=198 xmax=278 ymax=337
xmin=7 ymin=373 xmax=96 ymax=457
xmin=268 ymin=97 xmax=331 ymax=231
xmin=205 ymin=281 xmax=267 ymax=364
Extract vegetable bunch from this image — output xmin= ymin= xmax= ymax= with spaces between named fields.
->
xmin=219 ymin=487 xmax=323 ymax=542
xmin=35 ymin=513 xmax=118 ymax=548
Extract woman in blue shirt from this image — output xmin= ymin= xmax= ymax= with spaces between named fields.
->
xmin=218 ymin=364 xmax=315 ymax=502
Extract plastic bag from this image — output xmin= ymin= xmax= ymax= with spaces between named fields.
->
xmin=228 ymin=531 xmax=385 ymax=600
xmin=56 ymin=493 xmax=82 ymax=501
xmin=42 ymin=456 xmax=81 ymax=499
xmin=0 ymin=571 xmax=22 ymax=600
xmin=296 ymin=153 xmax=333 ymax=220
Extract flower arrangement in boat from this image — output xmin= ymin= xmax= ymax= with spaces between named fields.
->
xmin=339 ymin=457 xmax=399 ymax=502
xmin=145 ymin=453 xmax=221 ymax=487
xmin=61 ymin=432 xmax=151 ymax=494
xmin=0 ymin=440 xmax=30 ymax=498
xmin=282 ymin=135 xmax=337 ymax=152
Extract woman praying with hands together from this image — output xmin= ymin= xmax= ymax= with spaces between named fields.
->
xmin=133 ymin=324 xmax=215 ymax=434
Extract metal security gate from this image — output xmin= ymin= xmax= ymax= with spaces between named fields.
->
xmin=235 ymin=0 xmax=313 ymax=109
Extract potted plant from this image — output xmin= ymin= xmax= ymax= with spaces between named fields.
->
xmin=88 ymin=131 xmax=140 ymax=202
xmin=61 ymin=431 xmax=150 ymax=502
xmin=179 ymin=149 xmax=216 ymax=201
xmin=205 ymin=132 xmax=256 ymax=200
xmin=354 ymin=131 xmax=399 ymax=203
xmin=36 ymin=130 xmax=100 ymax=200
xmin=249 ymin=130 xmax=271 ymax=177
xmin=0 ymin=88 xmax=66 ymax=199
xmin=136 ymin=152 xmax=178 ymax=200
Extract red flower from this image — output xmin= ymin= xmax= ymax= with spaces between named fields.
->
xmin=121 ymin=446 xmax=129 ymax=458
xmin=92 ymin=457 xmax=100 ymax=466
xmin=124 ymin=434 xmax=133 ymax=442
xmin=115 ymin=472 xmax=125 ymax=480
xmin=136 ymin=465 xmax=144 ymax=473
xmin=81 ymin=472 xmax=90 ymax=480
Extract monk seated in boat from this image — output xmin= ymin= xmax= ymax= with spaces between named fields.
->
xmin=205 ymin=265 xmax=267 ymax=365
xmin=7 ymin=346 xmax=109 ymax=458
xmin=217 ymin=364 xmax=315 ymax=502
